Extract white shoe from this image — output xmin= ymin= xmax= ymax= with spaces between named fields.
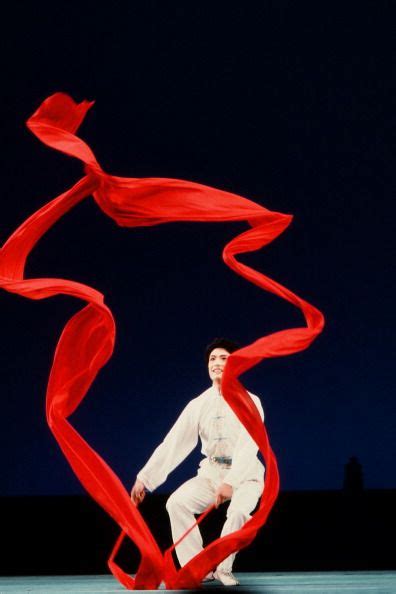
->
xmin=202 ymin=571 xmax=215 ymax=582
xmin=214 ymin=569 xmax=240 ymax=586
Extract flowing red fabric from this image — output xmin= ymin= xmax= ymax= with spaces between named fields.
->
xmin=0 ymin=93 xmax=324 ymax=590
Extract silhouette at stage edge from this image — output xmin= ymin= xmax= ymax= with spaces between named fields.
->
xmin=343 ymin=456 xmax=364 ymax=493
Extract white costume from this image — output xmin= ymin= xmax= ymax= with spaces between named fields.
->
xmin=137 ymin=385 xmax=265 ymax=572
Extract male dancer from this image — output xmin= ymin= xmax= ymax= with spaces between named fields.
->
xmin=131 ymin=338 xmax=265 ymax=586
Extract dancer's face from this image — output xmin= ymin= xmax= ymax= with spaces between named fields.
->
xmin=208 ymin=348 xmax=230 ymax=383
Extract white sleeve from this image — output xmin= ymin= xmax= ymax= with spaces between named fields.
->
xmin=136 ymin=400 xmax=199 ymax=491
xmin=223 ymin=395 xmax=265 ymax=489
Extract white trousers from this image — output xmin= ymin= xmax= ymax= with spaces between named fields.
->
xmin=166 ymin=474 xmax=263 ymax=572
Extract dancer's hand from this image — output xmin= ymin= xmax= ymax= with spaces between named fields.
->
xmin=131 ymin=479 xmax=146 ymax=505
xmin=215 ymin=483 xmax=233 ymax=508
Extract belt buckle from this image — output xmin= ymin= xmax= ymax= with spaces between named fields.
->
xmin=210 ymin=456 xmax=232 ymax=468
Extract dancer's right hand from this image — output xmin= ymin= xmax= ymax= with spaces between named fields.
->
xmin=131 ymin=479 xmax=146 ymax=505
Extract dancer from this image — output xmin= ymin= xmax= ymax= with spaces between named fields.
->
xmin=131 ymin=338 xmax=265 ymax=586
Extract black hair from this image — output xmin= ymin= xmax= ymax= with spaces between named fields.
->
xmin=205 ymin=337 xmax=240 ymax=364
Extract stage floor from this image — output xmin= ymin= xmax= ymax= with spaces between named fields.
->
xmin=0 ymin=572 xmax=395 ymax=593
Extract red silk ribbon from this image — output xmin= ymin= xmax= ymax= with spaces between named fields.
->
xmin=0 ymin=93 xmax=324 ymax=589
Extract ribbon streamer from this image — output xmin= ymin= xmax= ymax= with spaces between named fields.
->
xmin=0 ymin=93 xmax=324 ymax=589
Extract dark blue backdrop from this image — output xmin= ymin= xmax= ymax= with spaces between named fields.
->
xmin=1 ymin=2 xmax=394 ymax=495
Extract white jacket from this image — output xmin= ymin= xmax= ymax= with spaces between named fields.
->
xmin=137 ymin=385 xmax=265 ymax=491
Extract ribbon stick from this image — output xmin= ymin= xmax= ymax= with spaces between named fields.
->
xmin=0 ymin=93 xmax=324 ymax=589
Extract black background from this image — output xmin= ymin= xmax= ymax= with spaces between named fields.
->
xmin=1 ymin=2 xmax=394 ymax=498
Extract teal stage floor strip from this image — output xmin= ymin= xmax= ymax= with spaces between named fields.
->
xmin=0 ymin=572 xmax=395 ymax=593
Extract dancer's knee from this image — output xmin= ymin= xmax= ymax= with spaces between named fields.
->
xmin=226 ymin=508 xmax=251 ymax=526
xmin=166 ymin=492 xmax=184 ymax=514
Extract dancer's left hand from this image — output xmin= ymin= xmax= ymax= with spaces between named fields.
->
xmin=215 ymin=483 xmax=233 ymax=507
